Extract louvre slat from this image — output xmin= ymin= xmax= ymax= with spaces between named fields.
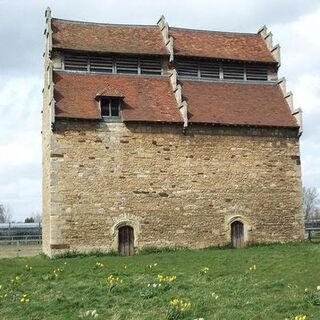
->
xmin=246 ymin=66 xmax=268 ymax=81
xmin=200 ymin=62 xmax=219 ymax=79
xmin=62 ymin=54 xmax=268 ymax=81
xmin=223 ymin=65 xmax=245 ymax=80
xmin=90 ymin=56 xmax=113 ymax=73
xmin=64 ymin=55 xmax=88 ymax=71
xmin=116 ymin=58 xmax=138 ymax=74
xmin=177 ymin=61 xmax=198 ymax=77
xmin=140 ymin=58 xmax=162 ymax=75
xmin=63 ymin=54 xmax=163 ymax=75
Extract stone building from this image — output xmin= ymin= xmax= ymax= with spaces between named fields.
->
xmin=42 ymin=8 xmax=304 ymax=256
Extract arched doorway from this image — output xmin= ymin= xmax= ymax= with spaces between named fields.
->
xmin=231 ymin=221 xmax=244 ymax=248
xmin=118 ymin=226 xmax=134 ymax=256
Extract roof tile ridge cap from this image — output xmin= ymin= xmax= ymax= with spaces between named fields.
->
xmin=52 ymin=17 xmax=157 ymax=28
xmin=169 ymin=26 xmax=259 ymax=36
xmin=277 ymin=77 xmax=303 ymax=135
xmin=157 ymin=15 xmax=174 ymax=62
xmin=257 ymin=25 xmax=281 ymax=66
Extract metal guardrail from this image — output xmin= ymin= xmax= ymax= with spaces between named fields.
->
xmin=0 ymin=234 xmax=42 ymax=244
xmin=0 ymin=237 xmax=42 ymax=258
xmin=305 ymin=228 xmax=320 ymax=241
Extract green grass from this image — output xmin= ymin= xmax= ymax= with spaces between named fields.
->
xmin=0 ymin=242 xmax=319 ymax=319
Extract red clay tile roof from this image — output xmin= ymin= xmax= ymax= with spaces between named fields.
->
xmin=170 ymin=28 xmax=276 ymax=63
xmin=52 ymin=19 xmax=168 ymax=55
xmin=53 ymin=72 xmax=182 ymax=122
xmin=181 ymin=80 xmax=297 ymax=127
xmin=52 ymin=18 xmax=276 ymax=63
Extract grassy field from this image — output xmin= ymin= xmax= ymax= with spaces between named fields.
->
xmin=0 ymin=242 xmax=319 ymax=320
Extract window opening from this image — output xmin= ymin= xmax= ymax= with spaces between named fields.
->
xmin=100 ymin=97 xmax=120 ymax=118
xmin=176 ymin=58 xmax=268 ymax=82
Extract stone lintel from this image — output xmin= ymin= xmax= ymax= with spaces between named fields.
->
xmin=50 ymin=243 xmax=70 ymax=250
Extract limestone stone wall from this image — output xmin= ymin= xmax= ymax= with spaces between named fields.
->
xmin=44 ymin=120 xmax=304 ymax=256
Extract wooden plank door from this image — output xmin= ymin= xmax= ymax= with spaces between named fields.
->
xmin=231 ymin=221 xmax=244 ymax=248
xmin=118 ymin=226 xmax=134 ymax=256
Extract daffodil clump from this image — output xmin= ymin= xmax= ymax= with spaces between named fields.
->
xmin=249 ymin=264 xmax=256 ymax=272
xmin=167 ymin=298 xmax=191 ymax=320
xmin=42 ymin=267 xmax=64 ymax=281
xmin=157 ymin=274 xmax=176 ymax=283
xmin=106 ymin=275 xmax=123 ymax=292
xmin=199 ymin=267 xmax=209 ymax=275
xmin=80 ymin=309 xmax=99 ymax=318
xmin=304 ymin=286 xmax=320 ymax=306
xmin=94 ymin=262 xmax=104 ymax=269
xmin=140 ymin=273 xmax=176 ymax=298
xmin=53 ymin=268 xmax=64 ymax=278
xmin=146 ymin=263 xmax=158 ymax=270
xmin=140 ymin=282 xmax=163 ymax=298
xmin=211 ymin=292 xmax=219 ymax=300
xmin=25 ymin=265 xmax=32 ymax=271
xmin=147 ymin=283 xmax=161 ymax=288
xmin=284 ymin=315 xmax=307 ymax=320
xmin=0 ymin=284 xmax=8 ymax=302
xmin=20 ymin=294 xmax=30 ymax=304
xmin=10 ymin=276 xmax=20 ymax=285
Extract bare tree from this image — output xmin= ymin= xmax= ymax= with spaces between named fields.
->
xmin=0 ymin=204 xmax=12 ymax=223
xmin=31 ymin=211 xmax=42 ymax=223
xmin=303 ymin=187 xmax=319 ymax=220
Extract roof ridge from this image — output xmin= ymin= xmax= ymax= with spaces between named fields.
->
xmin=170 ymin=26 xmax=259 ymax=36
xmin=52 ymin=17 xmax=157 ymax=28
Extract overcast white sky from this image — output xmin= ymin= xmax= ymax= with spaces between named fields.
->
xmin=0 ymin=0 xmax=319 ymax=221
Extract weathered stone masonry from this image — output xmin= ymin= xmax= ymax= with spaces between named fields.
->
xmin=47 ymin=121 xmax=304 ymax=255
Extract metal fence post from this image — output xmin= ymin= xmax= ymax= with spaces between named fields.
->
xmin=17 ymin=240 xmax=20 ymax=257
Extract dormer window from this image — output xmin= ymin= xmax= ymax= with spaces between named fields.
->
xmin=100 ymin=97 xmax=121 ymax=118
